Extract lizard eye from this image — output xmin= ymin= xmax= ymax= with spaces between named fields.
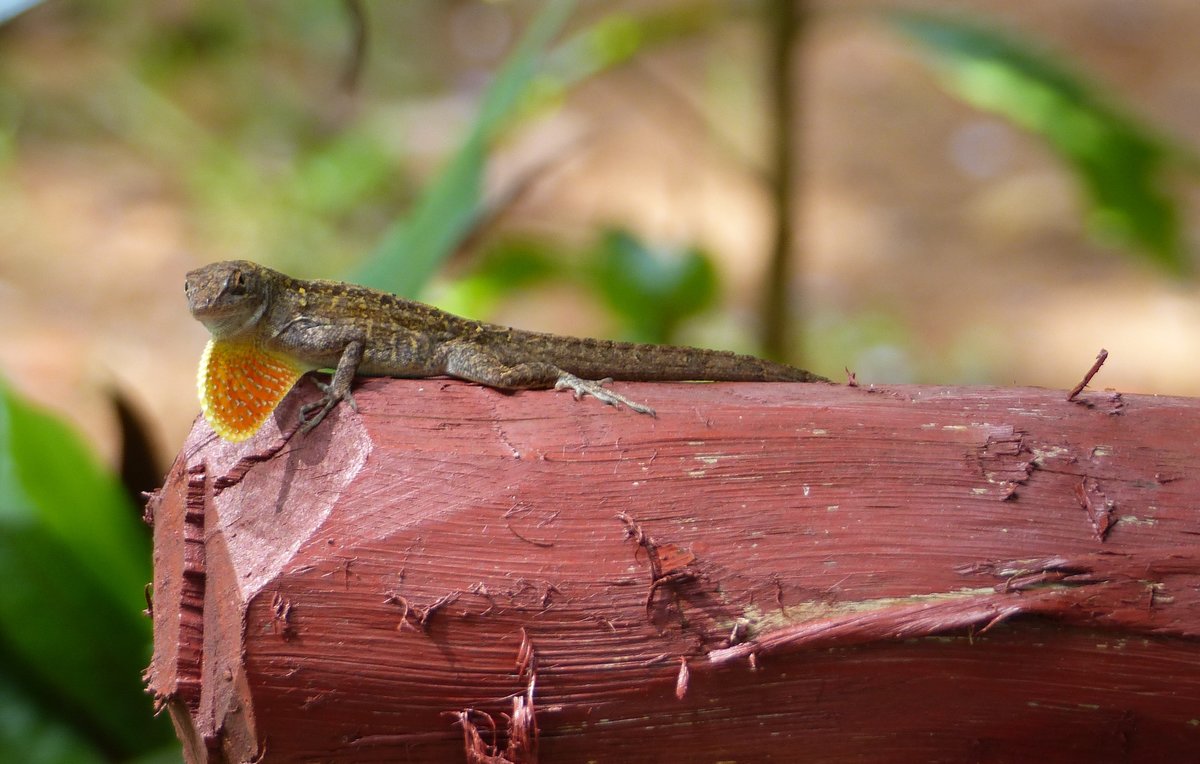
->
xmin=227 ymin=271 xmax=249 ymax=296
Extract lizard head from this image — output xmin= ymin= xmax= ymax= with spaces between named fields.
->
xmin=185 ymin=260 xmax=274 ymax=339
xmin=187 ymin=260 xmax=306 ymax=441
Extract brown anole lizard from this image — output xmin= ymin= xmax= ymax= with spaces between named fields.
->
xmin=185 ymin=260 xmax=829 ymax=441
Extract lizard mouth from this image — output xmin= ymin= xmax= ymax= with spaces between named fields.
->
xmin=188 ymin=295 xmax=269 ymax=338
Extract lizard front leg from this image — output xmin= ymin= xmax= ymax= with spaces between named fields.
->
xmin=443 ymin=341 xmax=655 ymax=415
xmin=299 ymin=338 xmax=364 ymax=432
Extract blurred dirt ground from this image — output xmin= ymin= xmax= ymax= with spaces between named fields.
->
xmin=0 ymin=0 xmax=1197 ymax=468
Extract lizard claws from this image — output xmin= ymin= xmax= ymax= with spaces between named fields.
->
xmin=554 ymin=374 xmax=656 ymax=416
xmin=299 ymin=377 xmax=358 ymax=433
xmin=297 ymin=398 xmax=334 ymax=432
xmin=312 ymin=379 xmax=358 ymax=412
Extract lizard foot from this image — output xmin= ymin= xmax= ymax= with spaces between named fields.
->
xmin=554 ymin=374 xmax=656 ymax=416
xmin=298 ymin=378 xmax=358 ymax=433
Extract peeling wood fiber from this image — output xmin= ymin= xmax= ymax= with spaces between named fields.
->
xmin=146 ymin=378 xmax=1200 ymax=763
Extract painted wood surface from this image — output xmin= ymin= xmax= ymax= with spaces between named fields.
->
xmin=146 ymin=377 xmax=1200 ymax=763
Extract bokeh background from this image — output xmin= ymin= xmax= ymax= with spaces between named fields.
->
xmin=1 ymin=1 xmax=1197 ymax=761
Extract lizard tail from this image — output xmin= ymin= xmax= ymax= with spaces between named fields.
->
xmin=499 ymin=332 xmax=829 ymax=383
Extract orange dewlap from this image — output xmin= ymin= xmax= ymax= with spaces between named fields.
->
xmin=198 ymin=339 xmax=307 ymax=442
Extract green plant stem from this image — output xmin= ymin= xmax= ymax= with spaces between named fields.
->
xmin=762 ymin=0 xmax=807 ymax=361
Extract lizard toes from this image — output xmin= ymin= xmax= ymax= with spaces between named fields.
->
xmin=298 ymin=393 xmax=343 ymax=432
xmin=298 ymin=399 xmax=324 ymax=420
xmin=299 ymin=402 xmax=333 ymax=433
xmin=554 ymin=374 xmax=656 ymax=416
xmin=554 ymin=377 xmax=584 ymax=401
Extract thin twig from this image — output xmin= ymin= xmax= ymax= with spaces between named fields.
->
xmin=1067 ymin=349 xmax=1109 ymax=401
xmin=341 ymin=0 xmax=368 ymax=94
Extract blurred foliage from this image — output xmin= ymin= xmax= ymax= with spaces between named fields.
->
xmin=440 ymin=228 xmax=719 ymax=345
xmin=588 ymin=229 xmax=718 ymax=344
xmin=0 ymin=379 xmax=175 ymax=761
xmin=435 ymin=237 xmax=567 ymax=319
xmin=892 ymin=10 xmax=1196 ymax=275
xmin=542 ymin=4 xmax=718 ymax=89
xmin=351 ymin=0 xmax=726 ymax=298
xmin=351 ymin=0 xmax=577 ymax=296
xmin=0 ymin=675 xmax=105 ymax=764
xmin=0 ymin=1 xmax=430 ymax=278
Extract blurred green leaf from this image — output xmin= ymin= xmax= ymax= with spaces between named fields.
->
xmin=435 ymin=238 xmax=566 ymax=318
xmin=351 ymin=0 xmax=577 ymax=296
xmin=589 ymin=228 xmax=717 ymax=343
xmin=892 ymin=10 xmax=1194 ymax=274
xmin=0 ymin=674 xmax=106 ymax=764
xmin=540 ymin=5 xmax=720 ymax=93
xmin=0 ymin=379 xmax=170 ymax=758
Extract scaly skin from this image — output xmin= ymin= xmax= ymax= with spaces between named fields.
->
xmin=185 ymin=260 xmax=828 ymax=441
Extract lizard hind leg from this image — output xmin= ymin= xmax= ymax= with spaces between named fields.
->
xmin=443 ymin=341 xmax=655 ymax=415
xmin=554 ymin=373 xmax=656 ymax=416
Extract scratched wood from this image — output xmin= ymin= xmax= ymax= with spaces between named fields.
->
xmin=146 ymin=377 xmax=1200 ymax=763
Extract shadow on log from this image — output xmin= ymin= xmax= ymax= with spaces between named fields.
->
xmin=144 ymin=377 xmax=1200 ymax=762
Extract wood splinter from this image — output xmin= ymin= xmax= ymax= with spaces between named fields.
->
xmin=1067 ymin=348 xmax=1109 ymax=401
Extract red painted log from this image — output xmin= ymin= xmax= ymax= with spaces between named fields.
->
xmin=145 ymin=377 xmax=1200 ymax=763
